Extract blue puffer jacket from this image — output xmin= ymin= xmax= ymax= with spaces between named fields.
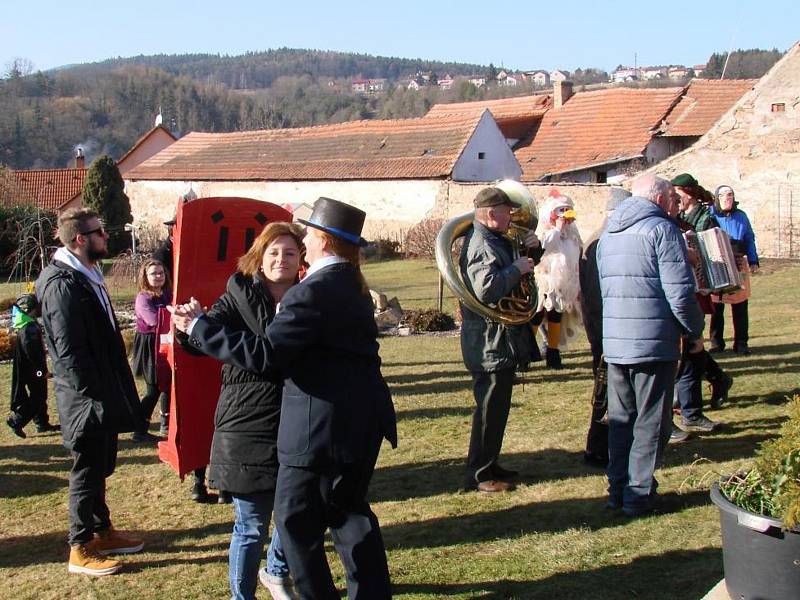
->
xmin=711 ymin=208 xmax=759 ymax=267
xmin=597 ymin=197 xmax=704 ymax=364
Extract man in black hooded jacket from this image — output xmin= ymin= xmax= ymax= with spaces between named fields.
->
xmin=37 ymin=207 xmax=144 ymax=577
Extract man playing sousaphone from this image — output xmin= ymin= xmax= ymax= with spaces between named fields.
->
xmin=459 ymin=186 xmax=540 ymax=493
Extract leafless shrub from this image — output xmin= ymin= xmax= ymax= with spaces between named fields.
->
xmin=404 ymin=218 xmax=445 ymax=258
xmin=136 ymin=223 xmax=168 ymax=254
xmin=106 ymin=250 xmax=140 ymax=288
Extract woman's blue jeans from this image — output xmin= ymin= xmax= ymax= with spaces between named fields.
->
xmin=229 ymin=491 xmax=290 ymax=600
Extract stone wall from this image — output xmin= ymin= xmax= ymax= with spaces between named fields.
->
xmin=441 ymin=181 xmax=621 ymax=242
xmin=126 ymin=175 xmax=625 ymax=249
xmin=648 ymin=43 xmax=800 ymax=258
xmin=125 ymin=178 xmax=449 ymax=243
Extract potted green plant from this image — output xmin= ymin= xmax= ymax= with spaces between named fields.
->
xmin=710 ymin=395 xmax=800 ymax=600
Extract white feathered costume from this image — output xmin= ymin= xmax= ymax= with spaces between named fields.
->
xmin=534 ymin=191 xmax=583 ymax=348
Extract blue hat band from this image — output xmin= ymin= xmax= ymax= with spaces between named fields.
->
xmin=307 ymin=218 xmax=362 ymax=245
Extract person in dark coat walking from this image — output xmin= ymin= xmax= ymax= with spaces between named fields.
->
xmin=37 ymin=207 xmax=144 ymax=576
xmin=179 ymin=222 xmax=303 ymax=600
xmin=6 ymin=293 xmax=59 ymax=438
xmin=172 ymin=197 xmax=397 ymax=600
xmin=579 ymin=188 xmax=630 ymax=467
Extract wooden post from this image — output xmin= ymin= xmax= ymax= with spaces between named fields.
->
xmin=437 ymin=273 xmax=444 ymax=312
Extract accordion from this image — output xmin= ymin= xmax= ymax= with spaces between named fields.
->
xmin=686 ymin=227 xmax=742 ymax=295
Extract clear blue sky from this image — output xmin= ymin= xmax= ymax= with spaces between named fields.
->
xmin=3 ymin=0 xmax=798 ymax=74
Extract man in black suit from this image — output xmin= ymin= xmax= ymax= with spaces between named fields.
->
xmin=171 ymin=198 xmax=396 ymax=600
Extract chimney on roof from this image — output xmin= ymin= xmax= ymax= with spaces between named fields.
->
xmin=75 ymin=147 xmax=85 ymax=169
xmin=553 ymin=80 xmax=574 ymax=110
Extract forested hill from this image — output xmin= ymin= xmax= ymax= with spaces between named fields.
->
xmin=73 ymin=48 xmax=488 ymax=89
xmin=1 ymin=49 xmax=498 ymax=170
xmin=0 ymin=47 xmax=783 ymax=170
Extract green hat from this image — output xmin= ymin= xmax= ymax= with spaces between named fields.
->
xmin=670 ymin=173 xmax=699 ymax=189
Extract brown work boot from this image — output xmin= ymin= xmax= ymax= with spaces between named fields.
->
xmin=68 ymin=543 xmax=122 ymax=576
xmin=93 ymin=528 xmax=144 ymax=555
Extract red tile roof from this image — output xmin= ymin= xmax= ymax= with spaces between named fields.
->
xmin=515 ymin=87 xmax=684 ymax=180
xmin=661 ymin=79 xmax=756 ymax=137
xmin=126 ymin=114 xmax=486 ymax=181
xmin=426 ymin=94 xmax=551 ymax=140
xmin=11 ymin=168 xmax=87 ymax=211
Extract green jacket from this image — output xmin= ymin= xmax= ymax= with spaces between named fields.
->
xmin=459 ymin=220 xmax=534 ymax=373
xmin=679 ymin=203 xmax=719 ymax=232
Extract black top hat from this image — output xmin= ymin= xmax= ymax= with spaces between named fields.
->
xmin=298 ymin=197 xmax=368 ymax=247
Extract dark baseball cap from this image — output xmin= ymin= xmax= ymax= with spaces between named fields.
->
xmin=473 ymin=187 xmax=514 ymax=208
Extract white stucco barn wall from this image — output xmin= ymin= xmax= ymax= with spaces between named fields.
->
xmin=125 ymin=178 xmax=449 ymax=241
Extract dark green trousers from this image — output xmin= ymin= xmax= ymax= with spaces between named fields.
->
xmin=464 ymin=367 xmax=514 ymax=487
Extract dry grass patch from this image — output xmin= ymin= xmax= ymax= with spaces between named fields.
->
xmin=1 ymin=260 xmax=798 ymax=599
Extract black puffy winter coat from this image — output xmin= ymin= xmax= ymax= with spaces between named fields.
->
xmin=37 ymin=260 xmax=142 ymax=449
xmin=203 ymin=272 xmax=283 ymax=495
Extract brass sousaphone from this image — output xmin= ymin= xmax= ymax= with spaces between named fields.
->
xmin=435 ymin=180 xmax=539 ymax=325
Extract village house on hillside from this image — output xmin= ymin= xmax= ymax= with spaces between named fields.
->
xmin=351 ymin=78 xmax=387 ymax=94
xmin=524 ymin=70 xmax=551 ymax=87
xmin=5 ymin=125 xmax=176 ymax=213
xmin=124 ymin=112 xmax=521 ymax=239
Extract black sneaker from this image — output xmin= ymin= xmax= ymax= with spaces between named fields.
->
xmin=131 ymin=431 xmax=162 ymax=443
xmin=679 ymin=415 xmax=721 ymax=432
xmin=191 ymin=485 xmax=210 ymax=503
xmin=217 ymin=490 xmax=233 ymax=504
xmin=6 ymin=417 xmax=26 ymax=439
xmin=709 ymin=373 xmax=734 ymax=409
xmin=708 ymin=342 xmax=725 ymax=354
xmin=733 ymin=342 xmax=751 ymax=355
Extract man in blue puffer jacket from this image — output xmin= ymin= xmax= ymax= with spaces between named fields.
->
xmin=597 ymin=174 xmax=704 ymax=517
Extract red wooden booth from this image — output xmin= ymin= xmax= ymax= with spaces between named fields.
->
xmin=158 ymin=197 xmax=293 ymax=477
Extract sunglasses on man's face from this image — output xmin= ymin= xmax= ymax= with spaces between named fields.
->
xmin=80 ymin=227 xmax=106 ymax=237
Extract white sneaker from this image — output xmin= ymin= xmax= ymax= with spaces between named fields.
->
xmin=258 ymin=568 xmax=299 ymax=600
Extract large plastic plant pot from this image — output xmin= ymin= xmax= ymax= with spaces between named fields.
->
xmin=711 ymin=483 xmax=800 ymax=600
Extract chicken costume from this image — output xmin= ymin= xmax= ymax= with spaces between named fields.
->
xmin=533 ymin=190 xmax=583 ymax=368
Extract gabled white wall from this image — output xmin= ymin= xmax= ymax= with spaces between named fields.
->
xmin=452 ymin=111 xmax=523 ymax=182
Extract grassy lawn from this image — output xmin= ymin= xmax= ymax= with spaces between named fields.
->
xmin=1 ymin=260 xmax=798 ymax=599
